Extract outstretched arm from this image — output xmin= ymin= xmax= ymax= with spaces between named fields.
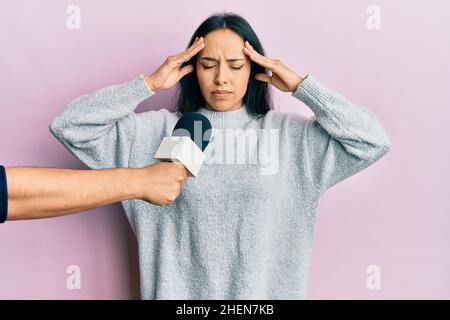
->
xmin=1 ymin=162 xmax=187 ymax=222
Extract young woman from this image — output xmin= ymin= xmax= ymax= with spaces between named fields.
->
xmin=50 ymin=12 xmax=391 ymax=300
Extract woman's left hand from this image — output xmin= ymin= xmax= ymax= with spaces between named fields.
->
xmin=243 ymin=40 xmax=305 ymax=93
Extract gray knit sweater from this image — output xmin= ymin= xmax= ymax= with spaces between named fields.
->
xmin=49 ymin=74 xmax=391 ymax=300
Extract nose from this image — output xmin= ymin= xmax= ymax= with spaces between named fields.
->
xmin=214 ymin=63 xmax=229 ymax=85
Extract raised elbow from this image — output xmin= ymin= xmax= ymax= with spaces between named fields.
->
xmin=373 ymin=133 xmax=392 ymax=161
xmin=48 ymin=118 xmax=63 ymax=139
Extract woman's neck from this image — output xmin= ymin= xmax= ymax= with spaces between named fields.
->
xmin=196 ymin=103 xmax=254 ymax=128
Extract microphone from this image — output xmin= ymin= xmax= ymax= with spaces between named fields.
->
xmin=154 ymin=112 xmax=212 ymax=177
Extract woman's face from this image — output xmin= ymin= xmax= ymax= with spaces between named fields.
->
xmin=196 ymin=28 xmax=251 ymax=112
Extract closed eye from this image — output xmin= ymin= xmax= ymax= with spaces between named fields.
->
xmin=202 ymin=64 xmax=244 ymax=70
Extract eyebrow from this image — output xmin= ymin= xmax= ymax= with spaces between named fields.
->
xmin=200 ymin=57 xmax=244 ymax=62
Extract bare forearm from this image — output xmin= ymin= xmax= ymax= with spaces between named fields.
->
xmin=6 ymin=167 xmax=142 ymax=220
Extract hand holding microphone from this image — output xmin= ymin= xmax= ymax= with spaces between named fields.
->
xmin=1 ymin=115 xmax=212 ymax=222
xmin=137 ymin=162 xmax=188 ymax=207
xmin=1 ymin=162 xmax=190 ymax=222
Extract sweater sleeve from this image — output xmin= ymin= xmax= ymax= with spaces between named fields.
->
xmin=0 ymin=165 xmax=7 ymax=224
xmin=49 ymin=75 xmax=155 ymax=169
xmin=291 ymin=75 xmax=391 ymax=195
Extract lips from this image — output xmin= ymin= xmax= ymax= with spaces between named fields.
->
xmin=212 ymin=90 xmax=232 ymax=94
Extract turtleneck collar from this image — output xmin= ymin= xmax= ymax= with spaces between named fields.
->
xmin=196 ymin=103 xmax=255 ymax=129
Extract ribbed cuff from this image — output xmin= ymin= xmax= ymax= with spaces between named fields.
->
xmin=291 ymin=74 xmax=334 ymax=113
xmin=0 ymin=165 xmax=8 ymax=224
xmin=139 ymin=74 xmax=156 ymax=95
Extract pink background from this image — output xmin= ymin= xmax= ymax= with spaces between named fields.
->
xmin=1 ymin=0 xmax=449 ymax=299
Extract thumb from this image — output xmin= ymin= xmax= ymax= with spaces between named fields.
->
xmin=179 ymin=64 xmax=194 ymax=78
xmin=255 ymin=73 xmax=272 ymax=84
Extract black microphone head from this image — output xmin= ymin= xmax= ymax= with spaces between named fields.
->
xmin=172 ymin=112 xmax=212 ymax=151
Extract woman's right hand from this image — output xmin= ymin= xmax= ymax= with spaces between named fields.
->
xmin=144 ymin=37 xmax=205 ymax=92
